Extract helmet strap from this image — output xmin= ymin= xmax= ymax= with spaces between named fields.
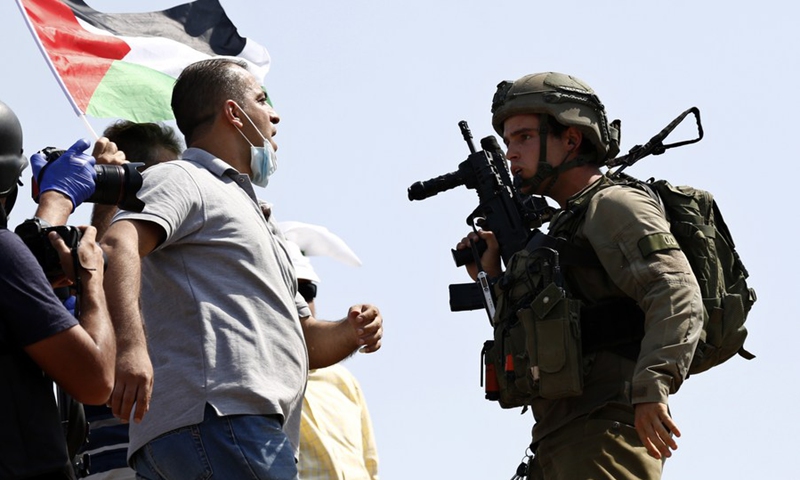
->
xmin=2 ymin=184 xmax=17 ymax=220
xmin=538 ymin=113 xmax=549 ymax=166
xmin=518 ymin=113 xmax=554 ymax=194
xmin=540 ymin=153 xmax=591 ymax=197
xmin=518 ymin=114 xmax=595 ymax=197
xmin=518 ymin=114 xmax=563 ymax=195
xmin=519 ymin=154 xmax=593 ymax=197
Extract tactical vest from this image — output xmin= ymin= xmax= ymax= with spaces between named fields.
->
xmin=482 ymin=175 xmax=755 ymax=408
xmin=483 ymin=227 xmax=645 ymax=408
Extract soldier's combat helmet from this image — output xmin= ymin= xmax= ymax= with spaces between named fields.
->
xmin=491 ymin=72 xmax=620 ymax=163
xmin=0 ymin=100 xmax=28 ymax=215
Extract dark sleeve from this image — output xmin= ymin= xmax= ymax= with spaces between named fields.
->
xmin=0 ymin=229 xmax=78 ymax=347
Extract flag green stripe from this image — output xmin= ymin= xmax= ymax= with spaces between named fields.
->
xmin=86 ymin=60 xmax=176 ymax=121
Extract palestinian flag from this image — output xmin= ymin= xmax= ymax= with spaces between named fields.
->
xmin=17 ymin=0 xmax=270 ymax=122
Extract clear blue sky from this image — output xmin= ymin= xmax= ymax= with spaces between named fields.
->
xmin=1 ymin=1 xmax=796 ymax=478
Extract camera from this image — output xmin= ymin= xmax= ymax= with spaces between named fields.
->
xmin=15 ymin=221 xmax=82 ymax=279
xmin=40 ymin=147 xmax=145 ymax=212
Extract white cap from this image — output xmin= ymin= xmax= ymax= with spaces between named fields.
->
xmin=285 ymin=240 xmax=320 ymax=282
xmin=279 ymin=221 xmax=362 ymax=283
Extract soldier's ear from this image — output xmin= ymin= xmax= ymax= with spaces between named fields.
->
xmin=565 ymin=127 xmax=582 ymax=151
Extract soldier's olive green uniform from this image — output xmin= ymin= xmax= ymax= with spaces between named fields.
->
xmin=488 ymin=72 xmax=704 ymax=479
xmin=527 ymin=175 xmax=703 ymax=479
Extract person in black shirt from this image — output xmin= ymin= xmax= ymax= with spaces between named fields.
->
xmin=0 ymin=100 xmax=115 ymax=479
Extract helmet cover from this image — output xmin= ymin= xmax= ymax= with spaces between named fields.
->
xmin=491 ymin=72 xmax=620 ymax=162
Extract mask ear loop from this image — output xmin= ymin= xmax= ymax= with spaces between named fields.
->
xmin=233 ymin=103 xmax=270 ymax=145
xmin=231 ymin=102 xmax=279 ymax=182
xmin=231 ymin=103 xmax=256 ymax=148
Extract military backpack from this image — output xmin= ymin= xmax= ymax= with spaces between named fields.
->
xmin=637 ymin=177 xmax=756 ymax=375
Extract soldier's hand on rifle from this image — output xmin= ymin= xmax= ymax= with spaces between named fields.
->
xmin=456 ymin=230 xmax=502 ymax=280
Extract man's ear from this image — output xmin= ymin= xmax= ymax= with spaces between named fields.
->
xmin=565 ymin=127 xmax=582 ymax=151
xmin=225 ymin=100 xmax=244 ymax=128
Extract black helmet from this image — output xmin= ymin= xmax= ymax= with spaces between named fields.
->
xmin=0 ymin=101 xmax=28 ymax=215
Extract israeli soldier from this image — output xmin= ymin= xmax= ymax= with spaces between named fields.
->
xmin=457 ymin=72 xmax=703 ymax=479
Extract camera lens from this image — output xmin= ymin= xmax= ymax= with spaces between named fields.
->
xmin=88 ymin=165 xmax=125 ymax=205
xmin=41 ymin=147 xmax=145 ymax=212
xmin=86 ymin=163 xmax=145 ymax=212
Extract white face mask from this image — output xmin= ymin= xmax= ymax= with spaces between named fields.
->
xmin=234 ymin=105 xmax=278 ymax=187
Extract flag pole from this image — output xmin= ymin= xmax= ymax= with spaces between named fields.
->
xmin=15 ymin=0 xmax=99 ymax=140
xmin=77 ymin=114 xmax=99 ymax=141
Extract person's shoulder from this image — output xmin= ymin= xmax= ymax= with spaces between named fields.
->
xmin=582 ymin=180 xmax=670 ymax=247
xmin=0 ymin=229 xmax=36 ymax=269
xmin=143 ymin=159 xmax=197 ymax=177
xmin=0 ymin=227 xmax=19 ymax=244
xmin=138 ymin=160 xmax=207 ymax=197
xmin=587 ymin=182 xmax=656 ymax=217
xmin=327 ymin=364 xmax=365 ymax=390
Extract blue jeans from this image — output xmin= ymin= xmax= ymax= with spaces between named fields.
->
xmin=131 ymin=404 xmax=298 ymax=480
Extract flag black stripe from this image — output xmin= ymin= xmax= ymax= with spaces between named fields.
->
xmin=63 ymin=0 xmax=246 ymax=57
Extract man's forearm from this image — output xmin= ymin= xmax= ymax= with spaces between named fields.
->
xmin=99 ymin=219 xmax=157 ymax=423
xmin=303 ymin=317 xmax=359 ymax=369
xmin=77 ymin=270 xmax=116 ymax=379
xmin=101 ymin=231 xmax=148 ymax=350
xmin=91 ymin=204 xmax=117 ymax=240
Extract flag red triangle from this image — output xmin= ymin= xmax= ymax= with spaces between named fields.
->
xmin=22 ymin=0 xmax=130 ymax=113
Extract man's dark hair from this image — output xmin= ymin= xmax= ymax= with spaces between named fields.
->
xmin=171 ymin=58 xmax=250 ymax=145
xmin=546 ymin=115 xmax=596 ymax=157
xmin=103 ymin=121 xmax=182 ymax=169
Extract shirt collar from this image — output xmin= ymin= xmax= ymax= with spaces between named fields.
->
xmin=181 ymin=147 xmax=260 ymax=203
xmin=181 ymin=147 xmax=240 ymax=178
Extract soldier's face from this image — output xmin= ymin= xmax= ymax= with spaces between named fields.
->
xmin=502 ymin=114 xmax=572 ymax=195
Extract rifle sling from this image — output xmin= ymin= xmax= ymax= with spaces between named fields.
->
xmin=526 ymin=230 xmax=601 ymax=267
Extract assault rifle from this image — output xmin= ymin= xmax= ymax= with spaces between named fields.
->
xmin=407 ymin=121 xmax=553 ymax=317
xmin=408 ymin=108 xmax=703 ymax=319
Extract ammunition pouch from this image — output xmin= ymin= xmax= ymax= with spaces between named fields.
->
xmin=483 ymin=231 xmax=647 ymax=408
xmin=484 ymin=236 xmax=586 ymax=407
xmin=485 ymin=284 xmax=584 ymax=407
xmin=524 ymin=283 xmax=583 ymax=399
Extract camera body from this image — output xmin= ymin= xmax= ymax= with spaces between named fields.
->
xmin=40 ymin=147 xmax=145 ymax=212
xmin=15 ymin=220 xmax=82 ymax=279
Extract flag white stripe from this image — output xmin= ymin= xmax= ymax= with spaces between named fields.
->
xmin=76 ymin=17 xmax=270 ymax=83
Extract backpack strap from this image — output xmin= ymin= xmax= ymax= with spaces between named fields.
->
xmin=524 ymin=229 xmax=601 ymax=267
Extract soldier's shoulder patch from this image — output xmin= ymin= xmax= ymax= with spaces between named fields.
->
xmin=638 ymin=232 xmax=680 ymax=257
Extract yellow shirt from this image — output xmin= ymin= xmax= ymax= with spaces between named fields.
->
xmin=299 ymin=365 xmax=379 ymax=480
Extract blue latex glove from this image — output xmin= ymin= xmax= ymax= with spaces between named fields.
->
xmin=62 ymin=295 xmax=76 ymax=317
xmin=30 ymin=138 xmax=96 ymax=210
